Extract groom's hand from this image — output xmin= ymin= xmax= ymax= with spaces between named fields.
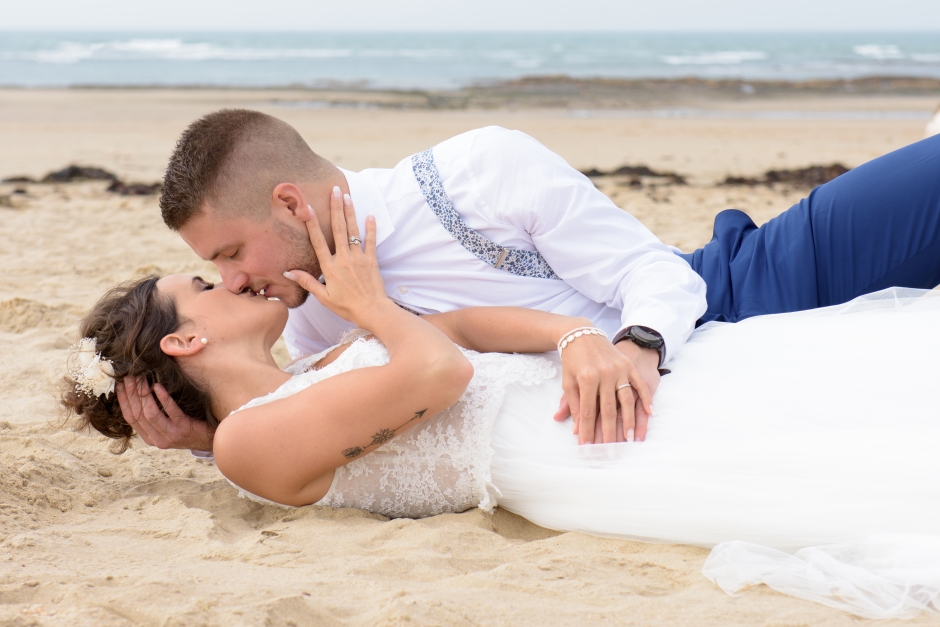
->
xmin=117 ymin=375 xmax=214 ymax=452
xmin=554 ymin=336 xmax=656 ymax=444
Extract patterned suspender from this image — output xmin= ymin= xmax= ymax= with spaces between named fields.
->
xmin=411 ymin=149 xmax=560 ymax=280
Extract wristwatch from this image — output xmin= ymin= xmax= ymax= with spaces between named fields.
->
xmin=615 ymin=325 xmax=666 ymax=367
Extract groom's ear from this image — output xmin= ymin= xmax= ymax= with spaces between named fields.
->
xmin=271 ymin=183 xmax=311 ymax=221
xmin=160 ymin=332 xmax=205 ymax=358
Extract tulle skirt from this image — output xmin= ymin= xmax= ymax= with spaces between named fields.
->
xmin=488 ymin=288 xmax=940 ymax=618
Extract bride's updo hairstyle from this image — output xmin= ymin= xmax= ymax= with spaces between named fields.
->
xmin=61 ymin=275 xmax=215 ymax=452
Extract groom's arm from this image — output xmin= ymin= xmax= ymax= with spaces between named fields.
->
xmin=464 ymin=128 xmax=706 ymax=442
xmin=465 ymin=127 xmax=707 ymax=361
xmin=116 ymin=376 xmax=215 ymax=452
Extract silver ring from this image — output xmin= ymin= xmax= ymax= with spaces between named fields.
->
xmin=616 ymin=383 xmax=632 ymax=391
xmin=348 ymin=236 xmax=362 ymax=245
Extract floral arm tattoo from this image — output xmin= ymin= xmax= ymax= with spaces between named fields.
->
xmin=341 ymin=409 xmax=427 ymax=459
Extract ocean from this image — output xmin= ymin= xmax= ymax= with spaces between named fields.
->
xmin=1 ymin=31 xmax=939 ymax=89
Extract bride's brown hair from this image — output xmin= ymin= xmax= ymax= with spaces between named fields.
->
xmin=60 ymin=275 xmax=216 ymax=452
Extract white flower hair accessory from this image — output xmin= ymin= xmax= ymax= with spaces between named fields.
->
xmin=68 ymin=337 xmax=116 ymax=398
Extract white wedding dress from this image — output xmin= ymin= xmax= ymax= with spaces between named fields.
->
xmin=232 ymin=288 xmax=940 ymax=619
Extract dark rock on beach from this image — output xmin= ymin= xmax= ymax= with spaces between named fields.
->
xmin=721 ymin=164 xmax=850 ymax=188
xmin=3 ymin=165 xmax=163 ymax=196
xmin=41 ymin=165 xmax=119 ymax=184
xmin=722 ymin=175 xmax=761 ymax=186
xmin=612 ymin=165 xmax=687 ymax=185
xmin=764 ymin=164 xmax=850 ymax=186
xmin=581 ymin=164 xmax=687 ymax=186
xmin=106 ymin=181 xmax=162 ymax=196
xmin=610 ymin=165 xmax=663 ymax=178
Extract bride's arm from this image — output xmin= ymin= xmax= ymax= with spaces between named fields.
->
xmin=422 ymin=308 xmax=592 ymax=353
xmin=212 ymin=191 xmax=473 ymax=506
xmin=214 ymin=303 xmax=472 ymax=506
xmin=423 ymin=305 xmax=653 ymax=446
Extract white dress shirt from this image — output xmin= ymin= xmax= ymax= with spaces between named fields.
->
xmin=284 ymin=126 xmax=706 ymax=363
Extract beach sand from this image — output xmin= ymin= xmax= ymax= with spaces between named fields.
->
xmin=1 ymin=88 xmax=937 ymax=626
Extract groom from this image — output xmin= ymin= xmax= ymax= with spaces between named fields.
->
xmin=120 ymin=109 xmax=940 ymax=451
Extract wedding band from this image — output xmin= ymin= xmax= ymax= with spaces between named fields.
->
xmin=617 ymin=383 xmax=632 ymax=391
xmin=348 ymin=236 xmax=362 ymax=245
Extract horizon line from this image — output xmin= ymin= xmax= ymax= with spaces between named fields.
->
xmin=3 ymin=28 xmax=940 ymax=34
xmin=3 ymin=75 xmax=939 ymax=89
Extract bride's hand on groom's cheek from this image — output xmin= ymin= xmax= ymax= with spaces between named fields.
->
xmin=283 ymin=186 xmax=387 ymax=326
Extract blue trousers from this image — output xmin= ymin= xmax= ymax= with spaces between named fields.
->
xmin=678 ymin=134 xmax=940 ymax=324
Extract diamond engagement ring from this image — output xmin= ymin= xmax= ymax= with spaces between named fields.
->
xmin=348 ymin=236 xmax=362 ymax=245
xmin=617 ymin=383 xmax=632 ymax=391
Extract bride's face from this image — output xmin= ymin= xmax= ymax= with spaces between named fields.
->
xmin=156 ymin=274 xmax=288 ymax=348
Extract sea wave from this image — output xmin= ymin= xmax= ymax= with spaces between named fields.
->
xmin=481 ymin=49 xmax=545 ymax=68
xmin=6 ymin=39 xmax=551 ymax=70
xmin=853 ymin=44 xmax=904 ymax=60
xmin=357 ymin=48 xmax=457 ymax=59
xmin=661 ymin=51 xmax=768 ymax=65
xmin=1 ymin=32 xmax=938 ymax=88
xmin=5 ymin=38 xmax=356 ymax=64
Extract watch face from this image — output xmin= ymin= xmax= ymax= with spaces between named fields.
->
xmin=632 ymin=326 xmax=663 ymax=347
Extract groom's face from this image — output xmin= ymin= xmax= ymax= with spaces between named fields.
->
xmin=179 ymin=205 xmax=319 ymax=309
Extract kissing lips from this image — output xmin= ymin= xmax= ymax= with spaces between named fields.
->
xmin=244 ymin=284 xmax=270 ymax=298
xmin=244 ymin=284 xmax=280 ymax=301
xmin=258 ymin=285 xmax=279 ymax=301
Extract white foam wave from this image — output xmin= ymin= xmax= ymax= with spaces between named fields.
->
xmin=911 ymin=53 xmax=940 ymax=63
xmin=31 ymin=42 xmax=105 ymax=64
xmin=478 ymin=49 xmax=545 ymax=68
xmin=357 ymin=49 xmax=456 ymax=59
xmin=661 ymin=51 xmax=767 ymax=65
xmin=853 ymin=45 xmax=904 ymax=60
xmin=14 ymin=38 xmax=355 ymax=64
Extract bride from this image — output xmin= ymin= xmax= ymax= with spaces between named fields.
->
xmin=62 ymin=199 xmax=940 ymax=619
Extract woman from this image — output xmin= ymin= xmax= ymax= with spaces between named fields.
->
xmin=63 ymin=199 xmax=940 ymax=618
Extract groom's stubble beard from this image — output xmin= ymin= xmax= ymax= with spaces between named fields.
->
xmin=274 ymin=219 xmax=322 ymax=309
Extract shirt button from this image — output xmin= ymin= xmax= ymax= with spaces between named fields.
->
xmin=397 ymin=286 xmax=408 ymax=295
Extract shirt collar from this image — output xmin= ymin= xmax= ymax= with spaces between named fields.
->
xmin=339 ymin=168 xmax=394 ymax=249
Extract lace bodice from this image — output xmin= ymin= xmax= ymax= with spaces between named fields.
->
xmin=233 ymin=337 xmax=556 ymax=518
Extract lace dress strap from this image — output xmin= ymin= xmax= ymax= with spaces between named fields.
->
xmin=284 ymin=329 xmax=372 ymax=376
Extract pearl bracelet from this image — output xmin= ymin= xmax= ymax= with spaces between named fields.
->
xmin=557 ymin=326 xmax=608 ymax=354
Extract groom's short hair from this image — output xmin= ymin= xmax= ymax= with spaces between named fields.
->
xmin=160 ymin=109 xmax=331 ymax=230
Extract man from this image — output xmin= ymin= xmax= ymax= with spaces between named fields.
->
xmin=121 ymin=109 xmax=705 ymax=449
xmin=120 ymin=109 xmax=940 ymax=452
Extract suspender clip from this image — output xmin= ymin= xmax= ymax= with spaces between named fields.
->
xmin=494 ymin=248 xmax=509 ymax=269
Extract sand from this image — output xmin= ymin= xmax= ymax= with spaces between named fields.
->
xmin=1 ymin=88 xmax=938 ymax=626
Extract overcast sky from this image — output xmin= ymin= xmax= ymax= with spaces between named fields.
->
xmin=4 ymin=0 xmax=940 ymax=31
